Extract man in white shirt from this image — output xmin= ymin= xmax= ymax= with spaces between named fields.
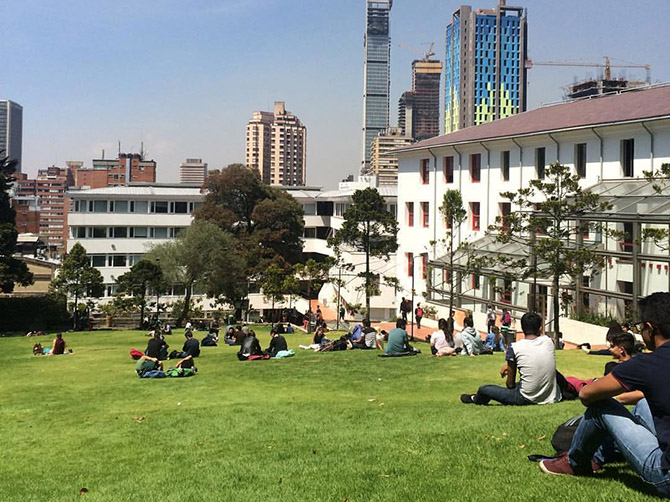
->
xmin=461 ymin=312 xmax=561 ymax=405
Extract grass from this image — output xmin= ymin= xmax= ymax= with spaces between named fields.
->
xmin=0 ymin=328 xmax=662 ymax=501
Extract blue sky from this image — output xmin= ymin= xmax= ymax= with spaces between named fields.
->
xmin=3 ymin=0 xmax=669 ymax=189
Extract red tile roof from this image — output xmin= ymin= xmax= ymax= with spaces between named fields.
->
xmin=398 ymin=84 xmax=670 ymax=153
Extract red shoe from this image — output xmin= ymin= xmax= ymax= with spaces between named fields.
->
xmin=539 ymin=455 xmax=593 ymax=476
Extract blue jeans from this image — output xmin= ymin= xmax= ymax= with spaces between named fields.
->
xmin=473 ymin=385 xmax=532 ymax=406
xmin=568 ymin=398 xmax=670 ymax=496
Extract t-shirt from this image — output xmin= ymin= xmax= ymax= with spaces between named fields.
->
xmin=135 ymin=358 xmax=157 ymax=374
xmin=145 ymin=338 xmax=164 ymax=359
xmin=385 ymin=328 xmax=408 ymax=354
xmin=506 ymin=336 xmax=560 ymax=404
xmin=182 ymin=338 xmax=200 ymax=357
xmin=53 ymin=338 xmax=65 ymax=355
xmin=611 ymin=343 xmax=670 ymax=470
xmin=363 ymin=327 xmax=378 ymax=349
xmin=351 ymin=324 xmax=363 ymax=342
xmin=430 ymin=331 xmax=451 ymax=352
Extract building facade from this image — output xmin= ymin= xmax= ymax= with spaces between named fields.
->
xmin=362 ymin=0 xmax=393 ymax=173
xmin=245 ymin=102 xmax=306 ymax=186
xmin=399 ymin=60 xmax=442 ymax=142
xmin=67 ymin=185 xmax=204 ymax=297
xmin=395 ymin=84 xmax=670 ymax=337
xmin=369 ymin=128 xmax=413 ymax=185
xmin=445 ymin=2 xmax=527 ymax=134
xmin=69 ymin=153 xmax=157 ymax=189
xmin=179 ymin=158 xmax=208 ymax=185
xmin=0 ymin=100 xmax=23 ymax=172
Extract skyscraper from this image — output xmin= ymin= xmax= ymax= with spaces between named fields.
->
xmin=362 ymin=0 xmax=392 ymax=173
xmin=398 ymin=59 xmax=442 ymax=142
xmin=444 ymin=2 xmax=527 ymax=134
xmin=246 ymin=102 xmax=306 ymax=186
xmin=369 ymin=127 xmax=412 ymax=186
xmin=179 ymin=158 xmax=208 ymax=185
xmin=0 ymin=100 xmax=23 ymax=172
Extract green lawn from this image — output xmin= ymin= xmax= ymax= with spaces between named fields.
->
xmin=0 ymin=328 xmax=660 ymax=501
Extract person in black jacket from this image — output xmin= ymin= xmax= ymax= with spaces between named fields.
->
xmin=180 ymin=330 xmax=200 ymax=358
xmin=237 ymin=330 xmax=262 ymax=360
xmin=263 ymin=329 xmax=288 ymax=357
xmin=145 ymin=330 xmax=169 ymax=360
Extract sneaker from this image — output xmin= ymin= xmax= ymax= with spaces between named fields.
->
xmin=460 ymin=394 xmax=475 ymax=404
xmin=539 ymin=455 xmax=592 ymax=476
xmin=554 ymin=451 xmax=602 ymax=472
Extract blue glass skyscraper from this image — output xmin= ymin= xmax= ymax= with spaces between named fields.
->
xmin=362 ymin=0 xmax=392 ymax=173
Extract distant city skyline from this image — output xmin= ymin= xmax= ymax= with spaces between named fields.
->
xmin=4 ymin=0 xmax=670 ymax=189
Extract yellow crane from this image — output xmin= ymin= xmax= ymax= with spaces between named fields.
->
xmin=525 ymin=56 xmax=651 ymax=84
xmin=398 ymin=42 xmax=436 ymax=62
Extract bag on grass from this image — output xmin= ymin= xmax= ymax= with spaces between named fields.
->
xmin=165 ymin=367 xmax=196 ymax=377
xmin=551 ymin=415 xmax=583 ymax=453
xmin=130 ymin=348 xmax=144 ymax=360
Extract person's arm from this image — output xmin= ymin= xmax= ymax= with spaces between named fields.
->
xmin=176 ymin=355 xmax=192 ymax=368
xmin=503 ymin=360 xmax=517 ymax=388
xmin=579 ymin=373 xmax=627 ymax=406
xmin=617 ymin=390 xmax=644 ymax=405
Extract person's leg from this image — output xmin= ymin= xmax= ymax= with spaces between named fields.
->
xmin=472 ymin=385 xmax=530 ymax=405
xmin=568 ymin=398 xmax=670 ymax=492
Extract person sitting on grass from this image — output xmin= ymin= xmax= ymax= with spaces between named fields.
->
xmin=145 ymin=330 xmax=169 ymax=360
xmin=431 ymin=318 xmax=456 ymax=357
xmin=263 ymin=328 xmax=288 ymax=357
xmin=484 ymin=326 xmax=505 ymax=352
xmin=238 ymin=330 xmax=262 ymax=360
xmin=135 ymin=354 xmax=164 ymax=378
xmin=349 ymin=322 xmax=364 ymax=348
xmin=385 ymin=319 xmax=417 ymax=355
xmin=48 ymin=333 xmax=68 ymax=356
xmin=461 ymin=312 xmax=560 ymax=405
xmin=362 ymin=319 xmax=382 ymax=350
xmin=460 ymin=318 xmax=491 ymax=356
xmin=538 ymin=292 xmax=670 ymax=496
xmin=579 ymin=321 xmax=623 ymax=355
xmin=603 ymin=332 xmax=635 ymax=376
xmin=171 ymin=330 xmax=200 ymax=359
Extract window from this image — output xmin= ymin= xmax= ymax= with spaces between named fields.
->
xmin=172 ymin=201 xmax=188 ymax=214
xmin=90 ymin=255 xmax=106 ymax=267
xmin=109 ymin=200 xmax=128 ymax=213
xmin=621 ymin=139 xmax=634 ymax=177
xmin=407 ymin=202 xmax=414 ymax=227
xmin=92 ymin=200 xmax=107 ymax=213
xmin=421 ymin=253 xmax=428 ymax=280
xmin=501 ymin=150 xmax=510 ymax=181
xmin=421 ymin=202 xmax=429 ymax=228
xmin=135 ymin=201 xmax=148 ymax=214
xmin=111 ymin=227 xmax=127 ymax=238
xmin=471 ymin=274 xmax=480 ymax=290
xmin=420 ymin=159 xmax=430 ymax=184
xmin=304 ymin=228 xmax=316 ymax=238
xmin=500 ymin=202 xmax=511 ymax=232
xmin=575 ymin=143 xmax=587 ymax=178
xmin=133 ymin=227 xmax=148 ymax=238
xmin=406 ymin=253 xmax=414 ymax=277
xmin=303 ymin=203 xmax=316 ymax=215
xmin=91 ymin=227 xmax=106 ymax=238
xmin=153 ymin=227 xmax=168 ymax=239
xmin=72 ymin=227 xmax=86 ymax=238
xmin=444 ymin=156 xmax=454 ymax=183
xmin=151 ymin=201 xmax=169 ymax=214
xmin=471 ymin=202 xmax=481 ymax=231
xmin=535 ymin=147 xmax=545 ymax=179
xmin=501 ymin=278 xmax=512 ymax=303
xmin=111 ymin=255 xmax=127 ymax=267
xmin=470 ymin=154 xmax=481 ymax=182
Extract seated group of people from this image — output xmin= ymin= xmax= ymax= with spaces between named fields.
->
xmin=301 ymin=319 xmax=387 ymax=352
xmin=237 ymin=328 xmax=290 ymax=360
xmin=136 ymin=330 xmax=200 ymax=378
xmin=33 ymin=333 xmax=72 ymax=356
xmin=429 ymin=312 xmax=495 ymax=357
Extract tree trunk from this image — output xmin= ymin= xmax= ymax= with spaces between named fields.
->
xmin=449 ymin=229 xmax=454 ymax=315
xmin=365 ymin=223 xmax=371 ymax=321
xmin=73 ymin=290 xmax=79 ymax=330
xmin=180 ymin=283 xmax=192 ymax=327
xmin=552 ymin=276 xmax=560 ymax=347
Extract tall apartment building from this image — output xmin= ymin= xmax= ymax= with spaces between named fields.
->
xmin=362 ymin=0 xmax=393 ymax=173
xmin=69 ymin=153 xmax=157 ymax=189
xmin=445 ymin=2 xmax=527 ymax=134
xmin=15 ymin=167 xmax=69 ymax=256
xmin=369 ymin=128 xmax=413 ymax=186
xmin=245 ymin=102 xmax=306 ymax=186
xmin=179 ymin=158 xmax=208 ymax=185
xmin=399 ymin=60 xmax=442 ymax=142
xmin=0 ymin=100 xmax=23 ymax=172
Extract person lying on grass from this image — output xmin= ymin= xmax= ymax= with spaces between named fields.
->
xmin=460 ymin=312 xmax=561 ymax=405
xmin=539 ymin=292 xmax=670 ymax=498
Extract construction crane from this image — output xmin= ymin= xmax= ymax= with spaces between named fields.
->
xmin=525 ymin=56 xmax=651 ymax=84
xmin=398 ymin=42 xmax=436 ymax=62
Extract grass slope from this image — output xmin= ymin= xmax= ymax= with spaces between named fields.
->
xmin=0 ymin=329 xmax=660 ymax=501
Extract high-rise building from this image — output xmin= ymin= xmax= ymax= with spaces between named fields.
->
xmin=0 ymin=100 xmax=23 ymax=172
xmin=362 ymin=0 xmax=393 ymax=173
xmin=369 ymin=128 xmax=412 ymax=186
xmin=68 ymin=153 xmax=157 ymax=189
xmin=246 ymin=102 xmax=306 ymax=186
xmin=399 ymin=60 xmax=442 ymax=142
xmin=179 ymin=158 xmax=208 ymax=185
xmin=444 ymin=2 xmax=527 ymax=134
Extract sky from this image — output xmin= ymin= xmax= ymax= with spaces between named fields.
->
xmin=3 ymin=0 xmax=669 ymax=189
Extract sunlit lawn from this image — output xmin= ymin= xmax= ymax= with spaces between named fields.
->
xmin=0 ymin=327 xmax=660 ymax=501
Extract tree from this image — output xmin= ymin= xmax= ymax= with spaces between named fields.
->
xmin=146 ymin=220 xmax=246 ymax=324
xmin=490 ymin=162 xmax=611 ymax=344
xmin=259 ymin=263 xmax=299 ymax=322
xmin=116 ymin=260 xmax=164 ymax=327
xmin=328 ymin=188 xmax=398 ymax=319
xmin=50 ymin=242 xmax=104 ymax=329
xmin=294 ymin=258 xmax=333 ymax=331
xmin=439 ymin=189 xmax=468 ymax=315
xmin=0 ymin=154 xmax=33 ymax=292
xmin=195 ymin=164 xmax=304 ymax=276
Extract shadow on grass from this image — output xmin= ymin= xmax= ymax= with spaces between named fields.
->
xmin=596 ymin=464 xmax=666 ymax=499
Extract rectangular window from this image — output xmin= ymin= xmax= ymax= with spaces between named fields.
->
xmin=407 ymin=202 xmax=414 ymax=227
xmin=135 ymin=201 xmax=148 ymax=214
xmin=501 ymin=150 xmax=510 ymax=181
xmin=406 ymin=253 xmax=414 ymax=278
xmin=421 ymin=253 xmax=428 ymax=280
xmin=471 ymin=274 xmax=480 ymax=290
xmin=93 ymin=200 xmax=107 ymax=213
xmin=421 ymin=202 xmax=429 ymax=228
xmin=153 ymin=227 xmax=168 ymax=239
xmin=470 ymin=154 xmax=481 ymax=182
xmin=112 ymin=255 xmax=127 ymax=267
xmin=444 ymin=156 xmax=454 ymax=183
xmin=535 ymin=147 xmax=545 ymax=179
xmin=420 ymin=159 xmax=430 ymax=184
xmin=111 ymin=227 xmax=127 ymax=238
xmin=501 ymin=279 xmax=512 ymax=303
xmin=91 ymin=255 xmax=106 ymax=267
xmin=500 ymin=202 xmax=511 ymax=231
xmin=471 ymin=202 xmax=481 ymax=231
xmin=172 ymin=201 xmax=188 ymax=214
xmin=621 ymin=139 xmax=634 ymax=177
xmin=91 ymin=226 xmax=106 ymax=238
xmin=151 ymin=201 xmax=169 ymax=214
xmin=303 ymin=203 xmax=316 ymax=215
xmin=575 ymin=143 xmax=587 ymax=178
xmin=133 ymin=227 xmax=148 ymax=238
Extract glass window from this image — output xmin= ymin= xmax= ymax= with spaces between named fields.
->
xmin=535 ymin=147 xmax=546 ymax=179
xmin=112 ymin=227 xmax=127 ymax=238
xmin=501 ymin=150 xmax=510 ymax=181
xmin=153 ymin=227 xmax=168 ymax=239
xmin=112 ymin=255 xmax=127 ymax=267
xmin=93 ymin=200 xmax=107 ymax=213
xmin=303 ymin=203 xmax=316 ymax=215
xmin=470 ymin=154 xmax=481 ymax=182
xmin=91 ymin=255 xmax=106 ymax=267
xmin=91 ymin=227 xmax=106 ymax=238
xmin=172 ymin=201 xmax=188 ymax=214
xmin=151 ymin=201 xmax=169 ymax=213
xmin=112 ymin=200 xmax=129 ymax=213
xmin=133 ymin=227 xmax=148 ymax=238
xmin=135 ymin=201 xmax=149 ymax=214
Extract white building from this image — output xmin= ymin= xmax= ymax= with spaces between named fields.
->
xmin=67 ymin=185 xmax=204 ymax=297
xmin=394 ymin=84 xmax=670 ymax=333
xmin=179 ymin=158 xmax=208 ymax=185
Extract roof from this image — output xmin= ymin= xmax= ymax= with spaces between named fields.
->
xmin=398 ymin=84 xmax=670 ymax=154
xmin=68 ymin=186 xmax=204 ymax=199
xmin=581 ymin=178 xmax=670 ymax=222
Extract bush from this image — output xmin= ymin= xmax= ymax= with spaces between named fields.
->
xmin=570 ymin=310 xmax=617 ymax=327
xmin=0 ymin=296 xmax=70 ymax=332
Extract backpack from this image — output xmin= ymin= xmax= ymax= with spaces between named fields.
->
xmin=502 ymin=312 xmax=511 ymax=325
xmin=130 ymin=348 xmax=144 ymax=360
xmin=551 ymin=415 xmax=583 ymax=453
xmin=165 ymin=367 xmax=196 ymax=377
xmin=416 ymin=307 xmax=423 ymax=317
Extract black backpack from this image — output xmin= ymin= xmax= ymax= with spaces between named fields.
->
xmin=551 ymin=415 xmax=583 ymax=453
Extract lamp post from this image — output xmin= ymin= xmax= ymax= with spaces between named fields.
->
xmin=336 ymin=265 xmax=342 ymax=330
xmin=155 ymin=258 xmax=160 ymax=327
xmin=411 ymin=255 xmax=416 ymax=340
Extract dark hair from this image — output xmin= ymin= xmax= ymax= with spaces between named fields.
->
xmin=520 ymin=312 xmax=542 ymax=335
xmin=438 ymin=318 xmax=454 ymax=345
xmin=605 ymin=321 xmax=623 ymax=343
xmin=396 ymin=318 xmax=407 ymax=330
xmin=363 ymin=319 xmax=371 ymax=328
xmin=56 ymin=333 xmax=62 ymax=339
xmin=639 ymin=292 xmax=670 ymax=339
xmin=464 ymin=317 xmax=473 ymax=328
xmin=185 ymin=330 xmax=193 ymax=338
xmin=611 ymin=332 xmax=635 ymax=355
